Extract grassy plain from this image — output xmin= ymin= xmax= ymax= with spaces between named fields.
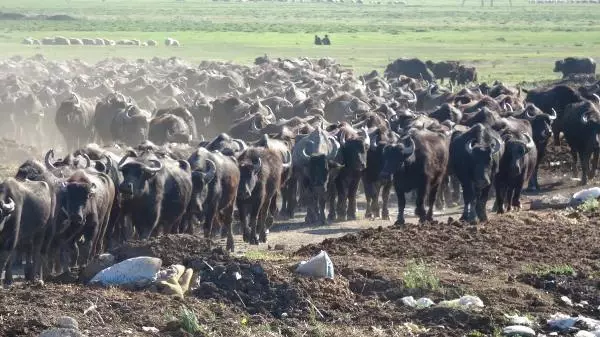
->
xmin=1 ymin=0 xmax=600 ymax=83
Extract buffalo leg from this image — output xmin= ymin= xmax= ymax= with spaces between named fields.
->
xmin=381 ymin=181 xmax=392 ymax=220
xmin=346 ymin=177 xmax=360 ymax=220
xmin=427 ymin=184 xmax=440 ymax=221
xmin=256 ymin=200 xmax=270 ymax=244
xmin=248 ymin=200 xmax=261 ymax=245
xmin=266 ymin=194 xmax=278 ymax=231
xmin=363 ymin=179 xmax=377 ymax=219
xmin=494 ymin=179 xmax=507 ymax=214
xmin=1 ymin=253 xmax=14 ymax=286
xmin=335 ymin=177 xmax=348 ymax=222
xmin=580 ymin=151 xmax=591 ymax=185
xmin=393 ymin=178 xmax=406 ymax=226
xmin=327 ymin=180 xmax=337 ymax=222
xmin=571 ymin=150 xmax=579 ymax=179
xmin=590 ymin=148 xmax=600 ymax=180
xmin=476 ymin=186 xmax=491 ymax=222
xmin=203 ymin=205 xmax=217 ymax=240
xmin=415 ymin=184 xmax=428 ymax=223
xmin=461 ymin=183 xmax=475 ymax=222
xmin=222 ymin=205 xmax=235 ymax=252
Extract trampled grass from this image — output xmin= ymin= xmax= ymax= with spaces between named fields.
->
xmin=1 ymin=0 xmax=600 ymax=83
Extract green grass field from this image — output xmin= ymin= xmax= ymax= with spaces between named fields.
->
xmin=1 ymin=0 xmax=600 ymax=83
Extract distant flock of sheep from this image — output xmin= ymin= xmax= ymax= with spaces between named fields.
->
xmin=21 ymin=37 xmax=181 ymax=47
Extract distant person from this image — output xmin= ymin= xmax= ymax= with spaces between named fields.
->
xmin=314 ymin=35 xmax=322 ymax=45
xmin=322 ymin=34 xmax=331 ymax=45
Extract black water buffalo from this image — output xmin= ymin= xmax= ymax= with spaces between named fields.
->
xmin=554 ymin=57 xmax=596 ymax=78
xmin=363 ymin=127 xmax=398 ymax=220
xmin=149 ymin=112 xmax=193 ymax=145
xmin=450 ymin=65 xmax=478 ymax=86
xmin=303 ymin=153 xmax=344 ymax=225
xmin=561 ymin=100 xmax=600 ymax=185
xmin=110 ymin=105 xmax=150 ymax=147
xmin=236 ymin=147 xmax=290 ymax=244
xmin=494 ymin=131 xmax=536 ymax=213
xmin=329 ymin=124 xmax=370 ymax=221
xmin=289 ymin=128 xmax=340 ymax=221
xmin=0 ymin=178 xmax=52 ymax=285
xmin=93 ymin=93 xmax=130 ymax=145
xmin=153 ymin=107 xmax=198 ymax=141
xmin=512 ymin=104 xmax=556 ymax=190
xmin=56 ymin=170 xmax=115 ymax=268
xmin=380 ymin=129 xmax=449 ymax=225
xmin=203 ymin=133 xmax=247 ymax=156
xmin=450 ymin=123 xmax=503 ymax=223
xmin=385 ymin=58 xmax=435 ymax=82
xmin=118 ymin=152 xmax=192 ymax=239
xmin=55 ymin=93 xmax=94 ymax=151
xmin=428 ymin=103 xmax=463 ymax=124
xmin=524 ymin=85 xmax=585 ymax=145
xmin=426 ymin=60 xmax=460 ymax=84
xmin=187 ymin=148 xmax=240 ymax=251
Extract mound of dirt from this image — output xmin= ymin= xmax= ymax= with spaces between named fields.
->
xmin=110 ymin=234 xmax=214 ymax=266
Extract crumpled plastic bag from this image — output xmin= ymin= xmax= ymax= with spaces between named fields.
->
xmin=504 ymin=314 xmax=536 ymax=327
xmin=438 ymin=295 xmax=484 ymax=309
xmin=89 ymin=256 xmax=162 ymax=287
xmin=401 ymin=296 xmax=434 ymax=308
xmin=152 ymin=264 xmax=194 ymax=298
xmin=502 ymin=325 xmax=535 ymax=336
xmin=295 ymin=250 xmax=334 ymax=279
xmin=570 ymin=187 xmax=600 ymax=206
xmin=548 ymin=313 xmax=600 ymax=331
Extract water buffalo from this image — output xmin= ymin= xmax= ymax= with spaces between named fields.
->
xmin=561 ymin=100 xmax=600 ymax=185
xmin=385 ymin=58 xmax=435 ymax=82
xmin=554 ymin=57 xmax=596 ymax=78
xmin=380 ymin=129 xmax=449 ymax=225
xmin=450 ymin=123 xmax=503 ymax=223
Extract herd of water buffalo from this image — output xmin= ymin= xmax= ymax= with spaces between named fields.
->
xmin=0 ymin=54 xmax=598 ymax=285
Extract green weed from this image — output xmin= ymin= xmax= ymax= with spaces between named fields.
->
xmin=402 ymin=259 xmax=440 ymax=291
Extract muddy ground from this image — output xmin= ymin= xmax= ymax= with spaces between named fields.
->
xmin=1 ymin=135 xmax=600 ymax=336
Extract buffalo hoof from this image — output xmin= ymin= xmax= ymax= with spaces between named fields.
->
xmin=226 ymin=241 xmax=234 ymax=252
xmin=347 ymin=214 xmax=357 ymax=221
xmin=327 ymin=213 xmax=337 ymax=222
xmin=381 ymin=210 xmax=390 ymax=220
xmin=259 ymin=232 xmax=267 ymax=244
xmin=393 ymin=219 xmax=405 ymax=226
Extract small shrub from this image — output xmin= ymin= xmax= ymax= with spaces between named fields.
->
xmin=522 ymin=264 xmax=576 ymax=277
xmin=578 ymin=197 xmax=600 ymax=213
xmin=179 ymin=306 xmax=201 ymax=334
xmin=403 ymin=259 xmax=440 ymax=291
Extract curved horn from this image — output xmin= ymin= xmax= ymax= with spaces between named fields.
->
xmin=252 ymin=157 xmax=262 ymax=172
xmin=233 ymin=139 xmax=246 ymax=152
xmin=523 ymin=132 xmax=535 ymax=151
xmin=465 ymin=138 xmax=475 ymax=155
xmin=118 ymin=150 xmax=136 ymax=169
xmin=144 ymin=159 xmax=163 ymax=173
xmin=1 ymin=197 xmax=15 ymax=213
xmin=339 ymin=130 xmax=346 ymax=146
xmin=491 ymin=137 xmax=502 ymax=155
xmin=204 ymin=159 xmax=216 ymax=183
xmin=407 ymin=88 xmax=417 ymax=104
xmin=525 ymin=106 xmax=536 ymax=119
xmin=72 ymin=93 xmax=80 ymax=106
xmin=506 ymin=103 xmax=513 ymax=112
xmin=44 ymin=149 xmax=56 ymax=170
xmin=104 ymin=154 xmax=113 ymax=174
xmin=593 ymin=93 xmax=600 ymax=104
xmin=251 ymin=117 xmax=261 ymax=131
xmin=549 ymin=108 xmax=557 ymax=120
xmin=79 ymin=153 xmax=91 ymax=169
xmin=125 ymin=104 xmax=136 ymax=118
xmin=582 ymin=111 xmax=590 ymax=124
xmin=281 ymin=150 xmax=292 ymax=168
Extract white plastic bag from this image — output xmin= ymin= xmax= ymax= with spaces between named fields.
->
xmin=502 ymin=325 xmax=535 ymax=336
xmin=295 ymin=250 xmax=334 ymax=279
xmin=89 ymin=256 xmax=162 ymax=287
xmin=570 ymin=187 xmax=600 ymax=205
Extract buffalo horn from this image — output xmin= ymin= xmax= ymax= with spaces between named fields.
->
xmin=204 ymin=159 xmax=216 ymax=183
xmin=549 ymin=108 xmax=557 ymax=120
xmin=523 ymin=133 xmax=535 ymax=151
xmin=44 ymin=149 xmax=56 ymax=170
xmin=252 ymin=157 xmax=262 ymax=172
xmin=1 ymin=197 xmax=15 ymax=213
xmin=465 ymin=139 xmax=476 ymax=154
xmin=491 ymin=138 xmax=502 ymax=155
xmin=282 ymin=150 xmax=292 ymax=168
xmin=144 ymin=159 xmax=163 ymax=173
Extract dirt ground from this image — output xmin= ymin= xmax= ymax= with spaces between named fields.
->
xmin=1 ymin=137 xmax=600 ymax=336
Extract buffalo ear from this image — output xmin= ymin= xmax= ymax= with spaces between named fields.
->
xmin=178 ymin=160 xmax=191 ymax=173
xmin=95 ymin=161 xmax=108 ymax=173
xmin=89 ymin=183 xmax=97 ymax=195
